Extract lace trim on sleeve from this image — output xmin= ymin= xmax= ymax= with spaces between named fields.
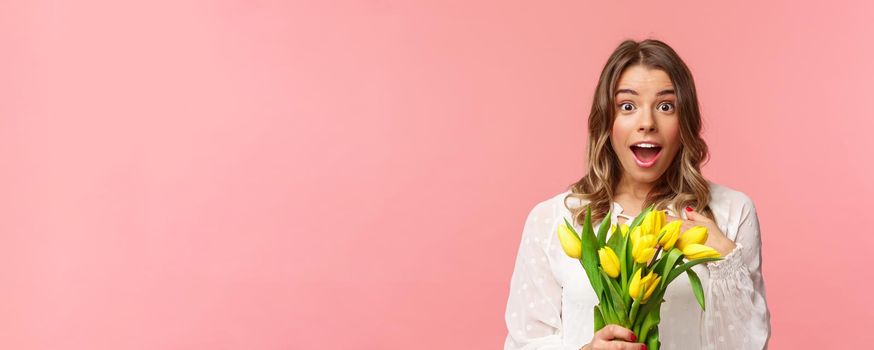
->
xmin=706 ymin=242 xmax=745 ymax=279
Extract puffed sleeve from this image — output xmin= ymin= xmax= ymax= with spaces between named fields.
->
xmin=701 ymin=195 xmax=772 ymax=349
xmin=504 ymin=202 xmax=571 ymax=350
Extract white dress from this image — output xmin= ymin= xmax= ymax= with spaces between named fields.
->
xmin=503 ymin=181 xmax=771 ymax=350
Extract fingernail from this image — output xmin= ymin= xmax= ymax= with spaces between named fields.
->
xmin=630 ymin=333 xmax=637 ymax=342
xmin=642 ymin=345 xmax=647 ymax=350
xmin=685 ymin=206 xmax=692 ymax=212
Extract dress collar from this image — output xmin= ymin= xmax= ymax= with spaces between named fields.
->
xmin=563 ymin=193 xmax=684 ymax=224
xmin=612 ymin=201 xmax=684 ymax=223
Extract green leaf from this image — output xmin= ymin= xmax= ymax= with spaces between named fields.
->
xmin=651 ymin=255 xmax=667 ymax=276
xmin=597 ymin=209 xmax=612 ymax=247
xmin=686 ymin=268 xmax=706 ymax=311
xmin=578 ymin=259 xmax=603 ymax=304
xmin=618 ymin=230 xmax=630 ymax=299
xmin=638 ymin=300 xmax=661 ymax=343
xmin=593 ymin=304 xmax=606 ymax=333
xmin=601 ymin=290 xmax=617 ymax=324
xmin=647 ymin=328 xmax=661 ymax=350
xmin=628 ymin=286 xmax=643 ymax=326
xmin=633 ymin=287 xmax=666 ymax=330
xmin=666 ymin=257 xmax=723 ymax=285
xmin=625 ymin=231 xmax=634 ymax=282
xmin=606 ymin=217 xmax=624 ymax=253
xmin=600 ymin=269 xmax=627 ymax=320
xmin=602 ymin=282 xmax=626 ymax=326
xmin=573 ymin=206 xmax=604 ymax=301
xmin=658 ymin=248 xmax=684 ymax=290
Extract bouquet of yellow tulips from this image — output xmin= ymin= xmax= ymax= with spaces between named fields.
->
xmin=557 ymin=204 xmax=724 ymax=350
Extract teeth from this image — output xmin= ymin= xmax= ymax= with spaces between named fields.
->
xmin=634 ymin=143 xmax=660 ymax=148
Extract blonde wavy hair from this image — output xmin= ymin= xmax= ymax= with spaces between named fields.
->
xmin=564 ymin=39 xmax=715 ymax=225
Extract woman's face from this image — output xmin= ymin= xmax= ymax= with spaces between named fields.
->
xmin=610 ymin=65 xmax=682 ymax=186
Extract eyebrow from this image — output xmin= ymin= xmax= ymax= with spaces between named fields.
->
xmin=615 ymin=88 xmax=676 ymax=97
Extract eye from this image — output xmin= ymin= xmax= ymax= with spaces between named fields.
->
xmin=619 ymin=102 xmax=634 ymax=112
xmin=658 ymin=102 xmax=675 ymax=112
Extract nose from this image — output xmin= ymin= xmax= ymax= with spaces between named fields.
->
xmin=638 ymin=109 xmax=656 ymax=132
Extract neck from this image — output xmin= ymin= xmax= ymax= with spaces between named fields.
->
xmin=615 ymin=175 xmax=655 ymax=201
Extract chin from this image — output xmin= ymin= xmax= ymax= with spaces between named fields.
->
xmin=632 ymin=172 xmax=662 ymax=184
xmin=626 ymin=163 xmax=666 ymax=183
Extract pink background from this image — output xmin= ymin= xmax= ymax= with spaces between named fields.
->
xmin=2 ymin=1 xmax=872 ymax=349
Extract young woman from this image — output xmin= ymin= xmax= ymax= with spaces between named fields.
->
xmin=503 ymin=39 xmax=771 ymax=350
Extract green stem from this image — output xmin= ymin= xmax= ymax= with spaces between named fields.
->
xmin=646 ymin=246 xmax=663 ymax=271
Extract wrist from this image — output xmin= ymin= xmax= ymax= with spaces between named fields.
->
xmin=712 ymin=237 xmax=737 ymax=256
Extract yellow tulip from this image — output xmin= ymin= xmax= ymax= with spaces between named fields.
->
xmin=642 ymin=209 xmax=666 ymax=236
xmin=653 ymin=210 xmax=666 ymax=235
xmin=681 ymin=243 xmax=722 ymax=260
xmin=639 ymin=218 xmax=653 ymax=238
xmin=677 ymin=226 xmax=708 ymax=250
xmin=610 ymin=223 xmax=630 ymax=237
xmin=630 ymin=225 xmax=642 ymax=247
xmin=629 ymin=268 xmax=662 ymax=304
xmin=657 ymin=220 xmax=682 ymax=251
xmin=598 ymin=246 xmax=620 ymax=278
xmin=630 ymin=225 xmax=654 ymax=247
xmin=631 ymin=233 xmax=657 ymax=264
xmin=557 ymin=223 xmax=582 ymax=259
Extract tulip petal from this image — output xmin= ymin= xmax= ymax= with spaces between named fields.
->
xmin=652 ymin=210 xmax=666 ymax=236
xmin=629 ymin=268 xmax=642 ymax=300
xmin=658 ymin=220 xmax=682 ymax=251
xmin=682 ymin=244 xmax=721 ymax=260
xmin=557 ymin=222 xmax=582 ymax=259
xmin=599 ymin=247 xmax=621 ymax=278
xmin=644 ymin=274 xmax=661 ymax=301
xmin=677 ymin=226 xmax=708 ymax=250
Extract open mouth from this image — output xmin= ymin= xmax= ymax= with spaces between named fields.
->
xmin=630 ymin=145 xmax=662 ymax=167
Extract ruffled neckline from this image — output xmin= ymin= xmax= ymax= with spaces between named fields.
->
xmin=612 ymin=201 xmax=684 ymax=225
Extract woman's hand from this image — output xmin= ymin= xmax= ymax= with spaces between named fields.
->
xmin=580 ymin=324 xmax=646 ymax=350
xmin=666 ymin=206 xmax=737 ymax=256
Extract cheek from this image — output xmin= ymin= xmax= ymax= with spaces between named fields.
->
xmin=663 ymin=125 xmax=682 ymax=158
xmin=611 ymin=119 xmax=631 ymax=144
xmin=662 ymin=120 xmax=682 ymax=148
xmin=610 ymin=127 xmax=627 ymax=153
